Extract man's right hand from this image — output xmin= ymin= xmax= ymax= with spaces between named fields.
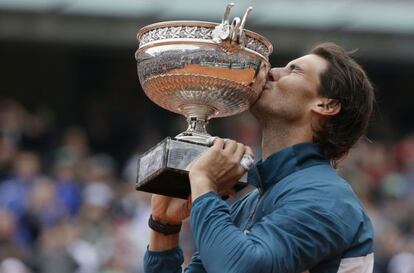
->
xmin=148 ymin=194 xmax=191 ymax=252
xmin=151 ymin=194 xmax=192 ymax=225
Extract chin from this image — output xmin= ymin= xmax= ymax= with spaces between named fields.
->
xmin=251 ymin=85 xmax=274 ymax=113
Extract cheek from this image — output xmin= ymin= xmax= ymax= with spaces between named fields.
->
xmin=277 ymin=77 xmax=317 ymax=103
xmin=271 ymin=81 xmax=297 ymax=103
xmin=277 ymin=77 xmax=301 ymax=94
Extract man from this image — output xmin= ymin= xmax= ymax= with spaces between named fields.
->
xmin=143 ymin=43 xmax=375 ymax=273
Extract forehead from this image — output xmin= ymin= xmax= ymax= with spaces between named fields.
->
xmin=291 ymin=54 xmax=328 ymax=80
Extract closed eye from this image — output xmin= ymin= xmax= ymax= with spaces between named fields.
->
xmin=289 ymin=63 xmax=301 ymax=71
xmin=289 ymin=64 xmax=303 ymax=73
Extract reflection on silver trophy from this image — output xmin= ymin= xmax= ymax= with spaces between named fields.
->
xmin=135 ymin=3 xmax=273 ymax=198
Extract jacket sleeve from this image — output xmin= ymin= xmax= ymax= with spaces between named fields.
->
xmin=190 ymin=191 xmax=362 ymax=273
xmin=143 ymin=247 xmax=207 ymax=273
xmin=144 ymin=247 xmax=184 ymax=273
xmin=184 ymin=251 xmax=207 ymax=273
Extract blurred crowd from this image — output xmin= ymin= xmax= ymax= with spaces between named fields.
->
xmin=340 ymin=137 xmax=414 ymax=273
xmin=0 ymin=97 xmax=413 ymax=273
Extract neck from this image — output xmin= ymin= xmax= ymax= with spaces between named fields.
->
xmin=260 ymin=121 xmax=313 ymax=160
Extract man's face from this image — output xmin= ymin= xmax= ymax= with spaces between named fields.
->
xmin=251 ymin=54 xmax=328 ymax=124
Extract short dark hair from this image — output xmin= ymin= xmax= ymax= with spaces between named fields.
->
xmin=311 ymin=43 xmax=375 ymax=165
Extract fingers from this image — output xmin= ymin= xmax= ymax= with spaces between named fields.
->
xmin=210 ymin=137 xmax=237 ymax=155
xmin=211 ymin=137 xmax=225 ymax=150
xmin=210 ymin=137 xmax=254 ymax=162
xmin=186 ymin=195 xmax=193 ymax=210
xmin=223 ymin=139 xmax=237 ymax=155
xmin=152 ymin=194 xmax=172 ymax=203
xmin=244 ymin=145 xmax=254 ymax=158
xmin=234 ymin=142 xmax=245 ymax=161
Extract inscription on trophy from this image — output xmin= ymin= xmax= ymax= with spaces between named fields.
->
xmin=138 ymin=142 xmax=166 ymax=182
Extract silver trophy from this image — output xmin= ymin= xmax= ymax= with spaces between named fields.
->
xmin=135 ymin=3 xmax=273 ymax=199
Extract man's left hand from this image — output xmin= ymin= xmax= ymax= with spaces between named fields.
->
xmin=188 ymin=137 xmax=254 ymax=201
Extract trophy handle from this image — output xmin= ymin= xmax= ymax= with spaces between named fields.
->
xmin=231 ymin=17 xmax=241 ymax=42
xmin=238 ymin=7 xmax=253 ymax=42
xmin=232 ymin=6 xmax=253 ymax=44
xmin=222 ymin=3 xmax=235 ymax=24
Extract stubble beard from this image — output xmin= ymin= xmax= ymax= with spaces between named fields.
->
xmin=250 ymin=98 xmax=304 ymax=134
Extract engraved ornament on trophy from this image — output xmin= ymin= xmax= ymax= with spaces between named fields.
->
xmin=135 ymin=3 xmax=273 ymax=199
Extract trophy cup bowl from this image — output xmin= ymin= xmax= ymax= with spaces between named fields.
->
xmin=135 ymin=4 xmax=273 ymax=198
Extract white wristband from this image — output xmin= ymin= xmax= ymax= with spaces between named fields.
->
xmin=240 ymin=154 xmax=255 ymax=170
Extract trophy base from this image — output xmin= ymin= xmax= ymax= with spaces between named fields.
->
xmin=136 ymin=137 xmax=248 ymax=199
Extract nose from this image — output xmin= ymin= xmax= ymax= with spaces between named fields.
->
xmin=267 ymin=67 xmax=284 ymax=82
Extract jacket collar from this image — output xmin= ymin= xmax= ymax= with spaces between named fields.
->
xmin=247 ymin=142 xmax=330 ymax=190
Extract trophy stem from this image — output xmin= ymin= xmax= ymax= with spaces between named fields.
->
xmin=175 ymin=116 xmax=212 ymax=145
xmin=186 ymin=116 xmax=208 ymax=134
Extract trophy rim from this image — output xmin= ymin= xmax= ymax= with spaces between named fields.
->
xmin=135 ymin=40 xmax=271 ymax=64
xmin=137 ymin=20 xmax=273 ymax=55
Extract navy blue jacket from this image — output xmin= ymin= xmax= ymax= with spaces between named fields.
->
xmin=144 ymin=143 xmax=374 ymax=273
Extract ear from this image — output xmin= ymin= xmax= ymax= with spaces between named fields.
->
xmin=312 ymin=98 xmax=341 ymax=117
